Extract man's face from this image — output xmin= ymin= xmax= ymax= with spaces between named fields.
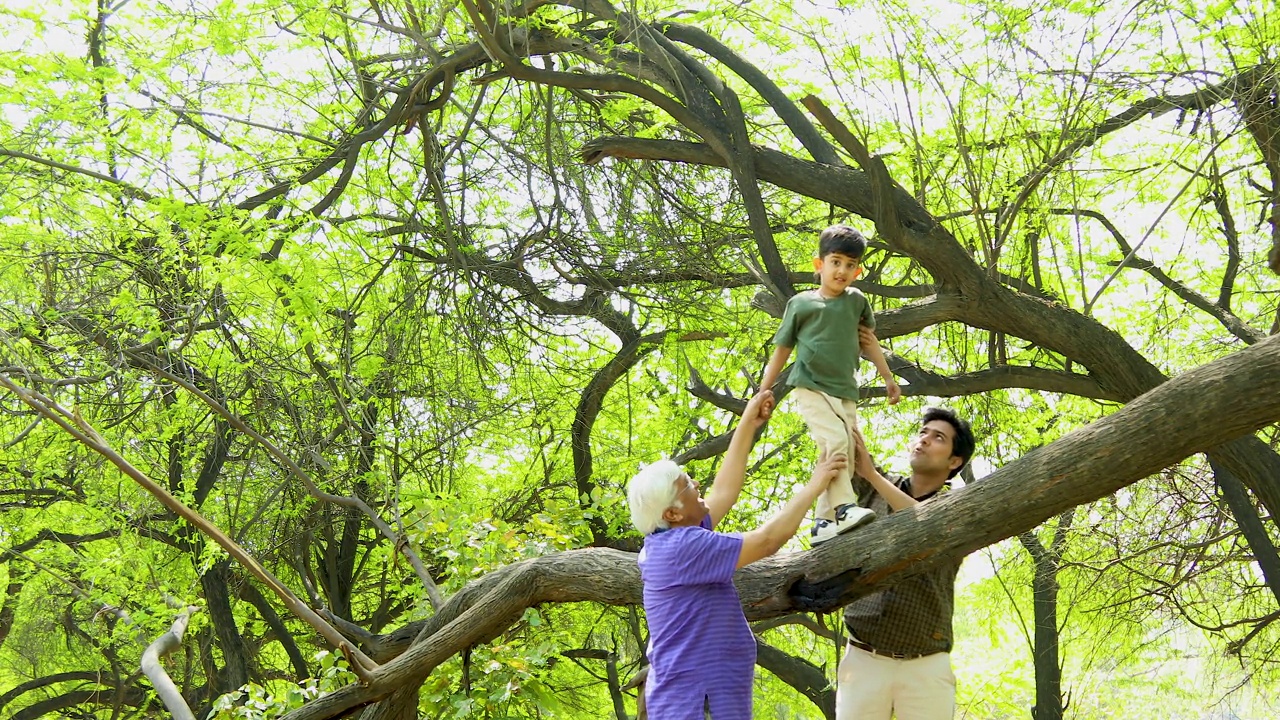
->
xmin=909 ymin=419 xmax=962 ymax=477
xmin=813 ymin=252 xmax=862 ymax=296
xmin=666 ymin=472 xmax=707 ymax=526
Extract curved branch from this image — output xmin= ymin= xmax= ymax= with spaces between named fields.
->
xmin=661 ymin=23 xmax=840 ymax=166
xmin=0 ymin=672 xmax=110 ymax=716
xmin=1049 ymin=207 xmax=1264 ymax=344
xmin=8 ymin=687 xmax=146 ymax=720
xmin=0 ymin=147 xmax=155 ymax=202
xmin=752 ymin=613 xmax=836 ymax=640
xmin=754 ymin=638 xmax=834 ymax=719
xmin=573 ymin=332 xmax=666 ymax=544
xmin=141 ymin=606 xmax=199 ymax=720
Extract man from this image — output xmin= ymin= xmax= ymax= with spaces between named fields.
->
xmin=836 ymin=402 xmax=976 ymax=720
xmin=627 ymin=389 xmax=844 ymax=719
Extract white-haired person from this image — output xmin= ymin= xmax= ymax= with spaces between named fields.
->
xmin=628 ymin=389 xmax=845 ymax=720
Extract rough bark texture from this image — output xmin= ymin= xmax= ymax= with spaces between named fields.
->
xmin=1020 ymin=510 xmax=1073 ymax=720
xmin=754 ymin=638 xmax=834 ymax=719
xmin=201 ymin=560 xmax=252 ymax=694
xmin=282 ymin=334 xmax=1280 ymax=720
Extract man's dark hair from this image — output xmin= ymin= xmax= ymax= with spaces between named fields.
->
xmin=818 ymin=225 xmax=868 ymax=259
xmin=922 ymin=407 xmax=975 ymax=479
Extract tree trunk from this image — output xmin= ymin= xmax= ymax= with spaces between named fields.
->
xmin=201 ymin=560 xmax=251 ymax=695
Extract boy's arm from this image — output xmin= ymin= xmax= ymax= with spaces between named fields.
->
xmin=705 ymin=390 xmax=771 ymax=526
xmin=756 ymin=345 xmax=792 ymax=419
xmin=858 ymin=325 xmax=901 ymax=405
xmin=737 ymin=454 xmax=845 ymax=567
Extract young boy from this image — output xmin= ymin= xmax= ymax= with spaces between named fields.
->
xmin=757 ymin=225 xmax=901 ymax=544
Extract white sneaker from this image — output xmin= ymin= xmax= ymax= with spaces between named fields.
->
xmin=810 ymin=504 xmax=876 ymax=544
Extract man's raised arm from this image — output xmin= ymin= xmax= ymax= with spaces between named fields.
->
xmin=705 ymin=390 xmax=771 ymax=526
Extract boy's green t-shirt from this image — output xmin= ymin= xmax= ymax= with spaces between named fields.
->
xmin=771 ymin=288 xmax=875 ymax=401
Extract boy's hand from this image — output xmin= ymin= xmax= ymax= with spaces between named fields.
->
xmin=851 ymin=431 xmax=877 ymax=480
xmin=744 ymin=389 xmax=774 ymax=426
xmin=885 ymin=379 xmax=902 ymax=405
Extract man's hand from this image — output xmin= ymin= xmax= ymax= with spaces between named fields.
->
xmin=857 ymin=324 xmax=878 ymax=351
xmin=885 ymin=378 xmax=902 ymax=405
xmin=809 ymin=452 xmax=846 ymax=491
xmin=851 ymin=430 xmax=878 ymax=481
xmin=744 ymin=389 xmax=773 ymax=426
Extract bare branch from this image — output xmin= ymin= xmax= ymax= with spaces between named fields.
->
xmin=141 ymin=606 xmax=199 ymax=720
xmin=0 ymin=147 xmax=155 ymax=202
xmin=1052 ymin=207 xmax=1264 ymax=344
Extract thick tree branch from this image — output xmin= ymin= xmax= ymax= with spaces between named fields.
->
xmin=1209 ymin=459 xmax=1280 ymax=606
xmin=754 ymin=637 xmax=834 ymax=719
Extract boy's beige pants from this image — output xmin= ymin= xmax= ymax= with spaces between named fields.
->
xmin=791 ymin=386 xmax=860 ymax=521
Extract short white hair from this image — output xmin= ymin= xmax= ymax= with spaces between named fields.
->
xmin=628 ymin=459 xmax=684 ymax=535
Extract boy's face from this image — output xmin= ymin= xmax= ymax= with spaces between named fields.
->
xmin=813 ymin=252 xmax=862 ymax=296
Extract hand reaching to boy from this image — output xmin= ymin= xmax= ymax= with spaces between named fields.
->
xmin=745 ymin=388 xmax=774 ymax=426
xmin=851 ymin=429 xmax=878 ymax=482
xmin=808 ymin=451 xmax=846 ymax=492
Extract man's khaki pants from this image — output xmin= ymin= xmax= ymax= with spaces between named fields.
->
xmin=835 ymin=644 xmax=956 ymax=720
xmin=792 ymin=387 xmax=859 ymax=521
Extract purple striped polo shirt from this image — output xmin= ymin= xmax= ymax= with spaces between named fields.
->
xmin=638 ymin=515 xmax=755 ymax=719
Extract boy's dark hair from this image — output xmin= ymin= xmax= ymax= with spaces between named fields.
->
xmin=922 ymin=407 xmax=975 ymax=479
xmin=818 ymin=225 xmax=868 ymax=259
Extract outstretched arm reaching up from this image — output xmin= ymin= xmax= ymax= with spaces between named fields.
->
xmin=705 ymin=390 xmax=772 ymax=526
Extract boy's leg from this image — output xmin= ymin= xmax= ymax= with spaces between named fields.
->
xmin=815 ymin=397 xmax=861 ymax=517
xmin=792 ymin=388 xmax=852 ymax=521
